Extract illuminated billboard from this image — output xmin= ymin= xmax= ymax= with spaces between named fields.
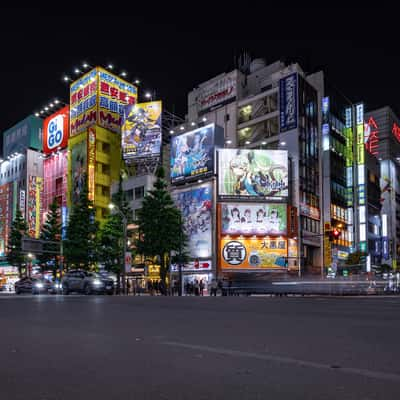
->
xmin=43 ymin=106 xmax=69 ymax=154
xmin=27 ymin=176 xmax=43 ymax=238
xmin=171 ymin=260 xmax=212 ymax=272
xmin=220 ymin=237 xmax=287 ymax=270
xmin=171 ymin=183 xmax=212 ymax=259
xmin=218 ymin=149 xmax=288 ymax=200
xmin=221 ymin=203 xmax=287 ymax=236
xmin=71 ymin=140 xmax=87 ymax=204
xmin=122 ymin=101 xmax=162 ymax=159
xmin=279 ymin=73 xmax=298 ymax=132
xmin=70 ymin=67 xmax=138 ymax=136
xmin=170 ymin=123 xmax=221 ymax=184
xmin=0 ymin=184 xmax=11 ymax=256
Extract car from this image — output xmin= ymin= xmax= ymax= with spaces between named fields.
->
xmin=48 ymin=280 xmax=63 ymax=294
xmin=61 ymin=270 xmax=114 ymax=295
xmin=14 ymin=277 xmax=50 ymax=295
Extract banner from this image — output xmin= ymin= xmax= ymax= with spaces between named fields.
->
xmin=19 ymin=190 xmax=25 ymax=219
xmin=172 ymin=183 xmax=212 ymax=259
xmin=28 ymin=176 xmax=42 ymax=238
xmin=171 ymin=260 xmax=212 ymax=272
xmin=218 ymin=149 xmax=288 ymax=200
xmin=220 ymin=237 xmax=287 ymax=270
xmin=0 ymin=184 xmax=11 ymax=256
xmin=87 ymin=127 xmax=96 ymax=202
xmin=279 ymin=73 xmax=297 ymax=132
xmin=71 ymin=140 xmax=87 ymax=204
xmin=170 ymin=124 xmax=216 ymax=184
xmin=221 ymin=203 xmax=287 ymax=236
xmin=122 ymin=101 xmax=162 ymax=159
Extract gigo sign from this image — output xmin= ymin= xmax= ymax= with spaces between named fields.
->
xmin=43 ymin=106 xmax=69 ymax=154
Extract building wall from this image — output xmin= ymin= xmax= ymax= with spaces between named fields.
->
xmin=2 ymin=115 xmax=43 ymax=158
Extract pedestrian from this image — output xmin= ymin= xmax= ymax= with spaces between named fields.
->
xmin=199 ymin=279 xmax=204 ymax=296
xmin=194 ymin=280 xmax=200 ymax=296
xmin=147 ymin=280 xmax=154 ymax=296
xmin=154 ymin=280 xmax=159 ymax=295
xmin=217 ymin=279 xmax=223 ymax=296
xmin=228 ymin=278 xmax=233 ymax=296
xmin=210 ymin=279 xmax=217 ymax=296
xmin=159 ymin=280 xmax=166 ymax=296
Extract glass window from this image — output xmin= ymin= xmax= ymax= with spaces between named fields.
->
xmin=125 ymin=189 xmax=133 ymax=202
xmin=134 ymin=186 xmax=144 ymax=200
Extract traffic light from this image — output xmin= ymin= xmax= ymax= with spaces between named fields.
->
xmin=328 ymin=228 xmax=341 ymax=241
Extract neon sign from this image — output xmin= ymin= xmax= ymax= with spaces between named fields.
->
xmin=364 ymin=117 xmax=379 ymax=156
xmin=392 ymin=122 xmax=400 ymax=143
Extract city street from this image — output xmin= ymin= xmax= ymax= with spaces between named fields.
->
xmin=1 ymin=295 xmax=400 ymax=399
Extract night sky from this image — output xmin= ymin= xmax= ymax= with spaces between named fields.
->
xmin=0 ymin=8 xmax=397 ymax=135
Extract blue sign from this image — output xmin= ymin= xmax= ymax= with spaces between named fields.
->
xmin=322 ymin=97 xmax=329 ymax=117
xmin=279 ymin=73 xmax=298 ymax=132
xmin=61 ymin=206 xmax=68 ymax=240
xmin=382 ymin=237 xmax=389 ymax=260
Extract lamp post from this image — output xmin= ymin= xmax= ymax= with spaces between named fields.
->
xmin=109 ymin=203 xmax=127 ymax=295
xmin=27 ymin=253 xmax=34 ymax=277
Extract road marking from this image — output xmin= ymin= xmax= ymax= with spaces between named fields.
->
xmin=162 ymin=341 xmax=400 ymax=383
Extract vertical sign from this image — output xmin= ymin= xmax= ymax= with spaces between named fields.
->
xmin=125 ymin=252 xmax=132 ymax=273
xmin=61 ymin=206 xmax=68 ymax=240
xmin=19 ymin=190 xmax=25 ymax=219
xmin=279 ymin=73 xmax=298 ymax=132
xmin=87 ymin=127 xmax=96 ymax=202
xmin=35 ymin=177 xmax=43 ymax=239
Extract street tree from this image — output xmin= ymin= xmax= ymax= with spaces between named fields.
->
xmin=135 ymin=166 xmax=187 ymax=288
xmin=63 ymin=175 xmax=98 ymax=270
xmin=98 ymin=179 xmax=132 ymax=291
xmin=38 ymin=197 xmax=61 ymax=277
xmin=7 ymin=208 xmax=28 ymax=278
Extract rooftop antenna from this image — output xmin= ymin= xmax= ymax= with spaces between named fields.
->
xmin=238 ymin=51 xmax=252 ymax=75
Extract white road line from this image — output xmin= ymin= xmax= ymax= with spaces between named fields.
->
xmin=162 ymin=341 xmax=400 ymax=383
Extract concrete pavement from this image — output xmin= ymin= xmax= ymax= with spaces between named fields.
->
xmin=1 ymin=295 xmax=399 ymax=399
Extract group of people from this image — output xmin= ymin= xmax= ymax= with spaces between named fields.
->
xmin=209 ymin=279 xmax=234 ymax=296
xmin=184 ymin=279 xmax=205 ymax=296
xmin=146 ymin=279 xmax=166 ymax=296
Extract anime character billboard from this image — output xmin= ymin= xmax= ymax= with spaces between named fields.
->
xmin=170 ymin=124 xmax=216 ymax=183
xmin=218 ymin=149 xmax=288 ymax=200
xmin=221 ymin=203 xmax=287 ymax=236
xmin=71 ymin=140 xmax=87 ymax=204
xmin=122 ymin=101 xmax=162 ymax=159
xmin=172 ymin=183 xmax=212 ymax=259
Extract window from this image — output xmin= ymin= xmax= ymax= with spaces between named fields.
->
xmin=102 ymin=143 xmax=111 ymax=153
xmin=134 ymin=186 xmax=144 ymax=200
xmin=125 ymin=189 xmax=133 ymax=202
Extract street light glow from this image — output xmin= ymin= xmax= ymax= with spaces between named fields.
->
xmin=145 ymin=92 xmax=151 ymax=99
xmin=108 ymin=203 xmax=115 ymax=210
xmin=74 ymin=68 xmax=80 ymax=74
xmin=121 ymin=71 xmax=127 ymax=77
xmin=63 ymin=76 xmax=69 ymax=82
xmin=134 ymin=79 xmax=140 ymax=85
xmin=108 ymin=64 xmax=114 ymax=69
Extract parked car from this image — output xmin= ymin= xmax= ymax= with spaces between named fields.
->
xmin=15 ymin=277 xmax=50 ymax=294
xmin=61 ymin=270 xmax=114 ymax=295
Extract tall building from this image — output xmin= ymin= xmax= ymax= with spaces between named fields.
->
xmin=0 ymin=115 xmax=43 ymax=254
xmin=184 ymin=59 xmax=322 ymax=275
xmin=68 ymin=67 xmax=138 ymax=223
xmin=365 ymin=106 xmax=400 ymax=268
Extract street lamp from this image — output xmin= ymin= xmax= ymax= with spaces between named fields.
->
xmin=27 ymin=253 xmax=34 ymax=277
xmin=109 ymin=203 xmax=127 ymax=294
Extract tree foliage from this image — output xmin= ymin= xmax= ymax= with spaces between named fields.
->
xmin=7 ymin=208 xmax=28 ymax=278
xmin=63 ymin=175 xmax=98 ymax=269
xmin=38 ymin=198 xmax=61 ymax=277
xmin=135 ymin=166 xmax=187 ymax=285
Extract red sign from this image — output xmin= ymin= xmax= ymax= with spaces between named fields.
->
xmin=392 ymin=122 xmax=400 ymax=143
xmin=43 ymin=106 xmax=69 ymax=154
xmin=364 ymin=117 xmax=379 ymax=156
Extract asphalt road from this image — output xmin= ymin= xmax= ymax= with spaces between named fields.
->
xmin=1 ymin=295 xmax=400 ymax=400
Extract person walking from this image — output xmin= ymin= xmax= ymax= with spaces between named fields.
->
xmin=194 ymin=280 xmax=200 ymax=296
xmin=210 ymin=279 xmax=217 ymax=296
xmin=147 ymin=280 xmax=154 ymax=296
xmin=199 ymin=279 xmax=205 ymax=296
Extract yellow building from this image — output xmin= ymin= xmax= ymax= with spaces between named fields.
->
xmin=67 ymin=66 xmax=138 ymax=223
xmin=67 ymin=125 xmax=121 ymax=223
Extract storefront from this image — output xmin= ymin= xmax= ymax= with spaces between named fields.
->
xmin=0 ymin=265 xmax=19 ymax=291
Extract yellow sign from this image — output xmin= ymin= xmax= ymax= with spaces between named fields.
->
xmin=70 ymin=67 xmax=138 ymax=136
xmin=35 ymin=177 xmax=43 ymax=239
xmin=87 ymin=127 xmax=96 ymax=202
xmin=220 ymin=237 xmax=287 ymax=269
xmin=324 ymin=236 xmax=332 ymax=266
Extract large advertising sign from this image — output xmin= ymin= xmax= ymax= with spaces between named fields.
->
xmin=70 ymin=67 xmax=138 ymax=136
xmin=0 ymin=184 xmax=11 ymax=256
xmin=170 ymin=123 xmax=217 ymax=184
xmin=221 ymin=203 xmax=287 ymax=236
xmin=220 ymin=237 xmax=287 ymax=270
xmin=122 ymin=101 xmax=162 ymax=159
xmin=196 ymin=71 xmax=237 ymax=114
xmin=218 ymin=149 xmax=288 ymax=200
xmin=172 ymin=183 xmax=212 ymax=259
xmin=87 ymin=127 xmax=96 ymax=202
xmin=71 ymin=140 xmax=87 ymax=204
xmin=97 ymin=67 xmax=137 ymax=133
xmin=43 ymin=106 xmax=69 ymax=154
xmin=279 ymin=73 xmax=298 ymax=132
xmin=27 ymin=176 xmax=43 ymax=238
